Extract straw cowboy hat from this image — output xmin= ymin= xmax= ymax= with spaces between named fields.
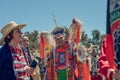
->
xmin=0 ymin=21 xmax=26 ymax=44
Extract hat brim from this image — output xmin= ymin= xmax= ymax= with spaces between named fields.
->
xmin=0 ymin=24 xmax=26 ymax=45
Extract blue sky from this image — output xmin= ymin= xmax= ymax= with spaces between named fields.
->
xmin=0 ymin=0 xmax=107 ymax=38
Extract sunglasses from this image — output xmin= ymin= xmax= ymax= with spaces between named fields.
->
xmin=53 ymin=33 xmax=65 ymax=38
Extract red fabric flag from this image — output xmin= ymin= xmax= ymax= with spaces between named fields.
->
xmin=98 ymin=35 xmax=116 ymax=80
xmin=107 ymin=0 xmax=120 ymax=70
xmin=75 ymin=57 xmax=91 ymax=80
xmin=98 ymin=37 xmax=111 ymax=80
xmin=76 ymin=27 xmax=80 ymax=45
xmin=86 ymin=59 xmax=91 ymax=80
xmin=83 ymin=59 xmax=91 ymax=80
xmin=98 ymin=0 xmax=118 ymax=79
xmin=40 ymin=36 xmax=45 ymax=59
xmin=105 ymin=35 xmax=116 ymax=70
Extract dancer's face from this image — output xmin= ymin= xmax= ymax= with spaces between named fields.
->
xmin=54 ymin=33 xmax=65 ymax=46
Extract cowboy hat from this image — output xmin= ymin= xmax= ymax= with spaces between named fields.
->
xmin=0 ymin=21 xmax=26 ymax=44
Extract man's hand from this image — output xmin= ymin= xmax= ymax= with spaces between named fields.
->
xmin=24 ymin=66 xmax=34 ymax=75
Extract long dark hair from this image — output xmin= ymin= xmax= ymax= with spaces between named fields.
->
xmin=4 ymin=31 xmax=14 ymax=44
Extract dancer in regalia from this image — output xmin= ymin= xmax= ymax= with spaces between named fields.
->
xmin=45 ymin=26 xmax=76 ymax=80
xmin=39 ymin=31 xmax=52 ymax=80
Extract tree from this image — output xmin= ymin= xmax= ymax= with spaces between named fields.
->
xmin=81 ymin=31 xmax=88 ymax=42
xmin=24 ymin=30 xmax=39 ymax=50
xmin=81 ymin=31 xmax=91 ymax=48
xmin=91 ymin=29 xmax=101 ymax=44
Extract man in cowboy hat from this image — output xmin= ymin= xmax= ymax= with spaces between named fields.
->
xmin=0 ymin=21 xmax=35 ymax=80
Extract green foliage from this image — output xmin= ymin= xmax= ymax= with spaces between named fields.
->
xmin=81 ymin=31 xmax=88 ymax=42
xmin=91 ymin=29 xmax=101 ymax=43
xmin=23 ymin=29 xmax=105 ymax=52
xmin=24 ymin=30 xmax=39 ymax=50
xmin=80 ymin=29 xmax=105 ymax=48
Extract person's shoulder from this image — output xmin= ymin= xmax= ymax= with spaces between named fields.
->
xmin=0 ymin=46 xmax=3 ymax=53
xmin=0 ymin=44 xmax=7 ymax=51
xmin=19 ymin=45 xmax=26 ymax=51
xmin=0 ymin=44 xmax=9 ymax=56
xmin=0 ymin=45 xmax=2 ymax=48
xmin=19 ymin=45 xmax=25 ymax=48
